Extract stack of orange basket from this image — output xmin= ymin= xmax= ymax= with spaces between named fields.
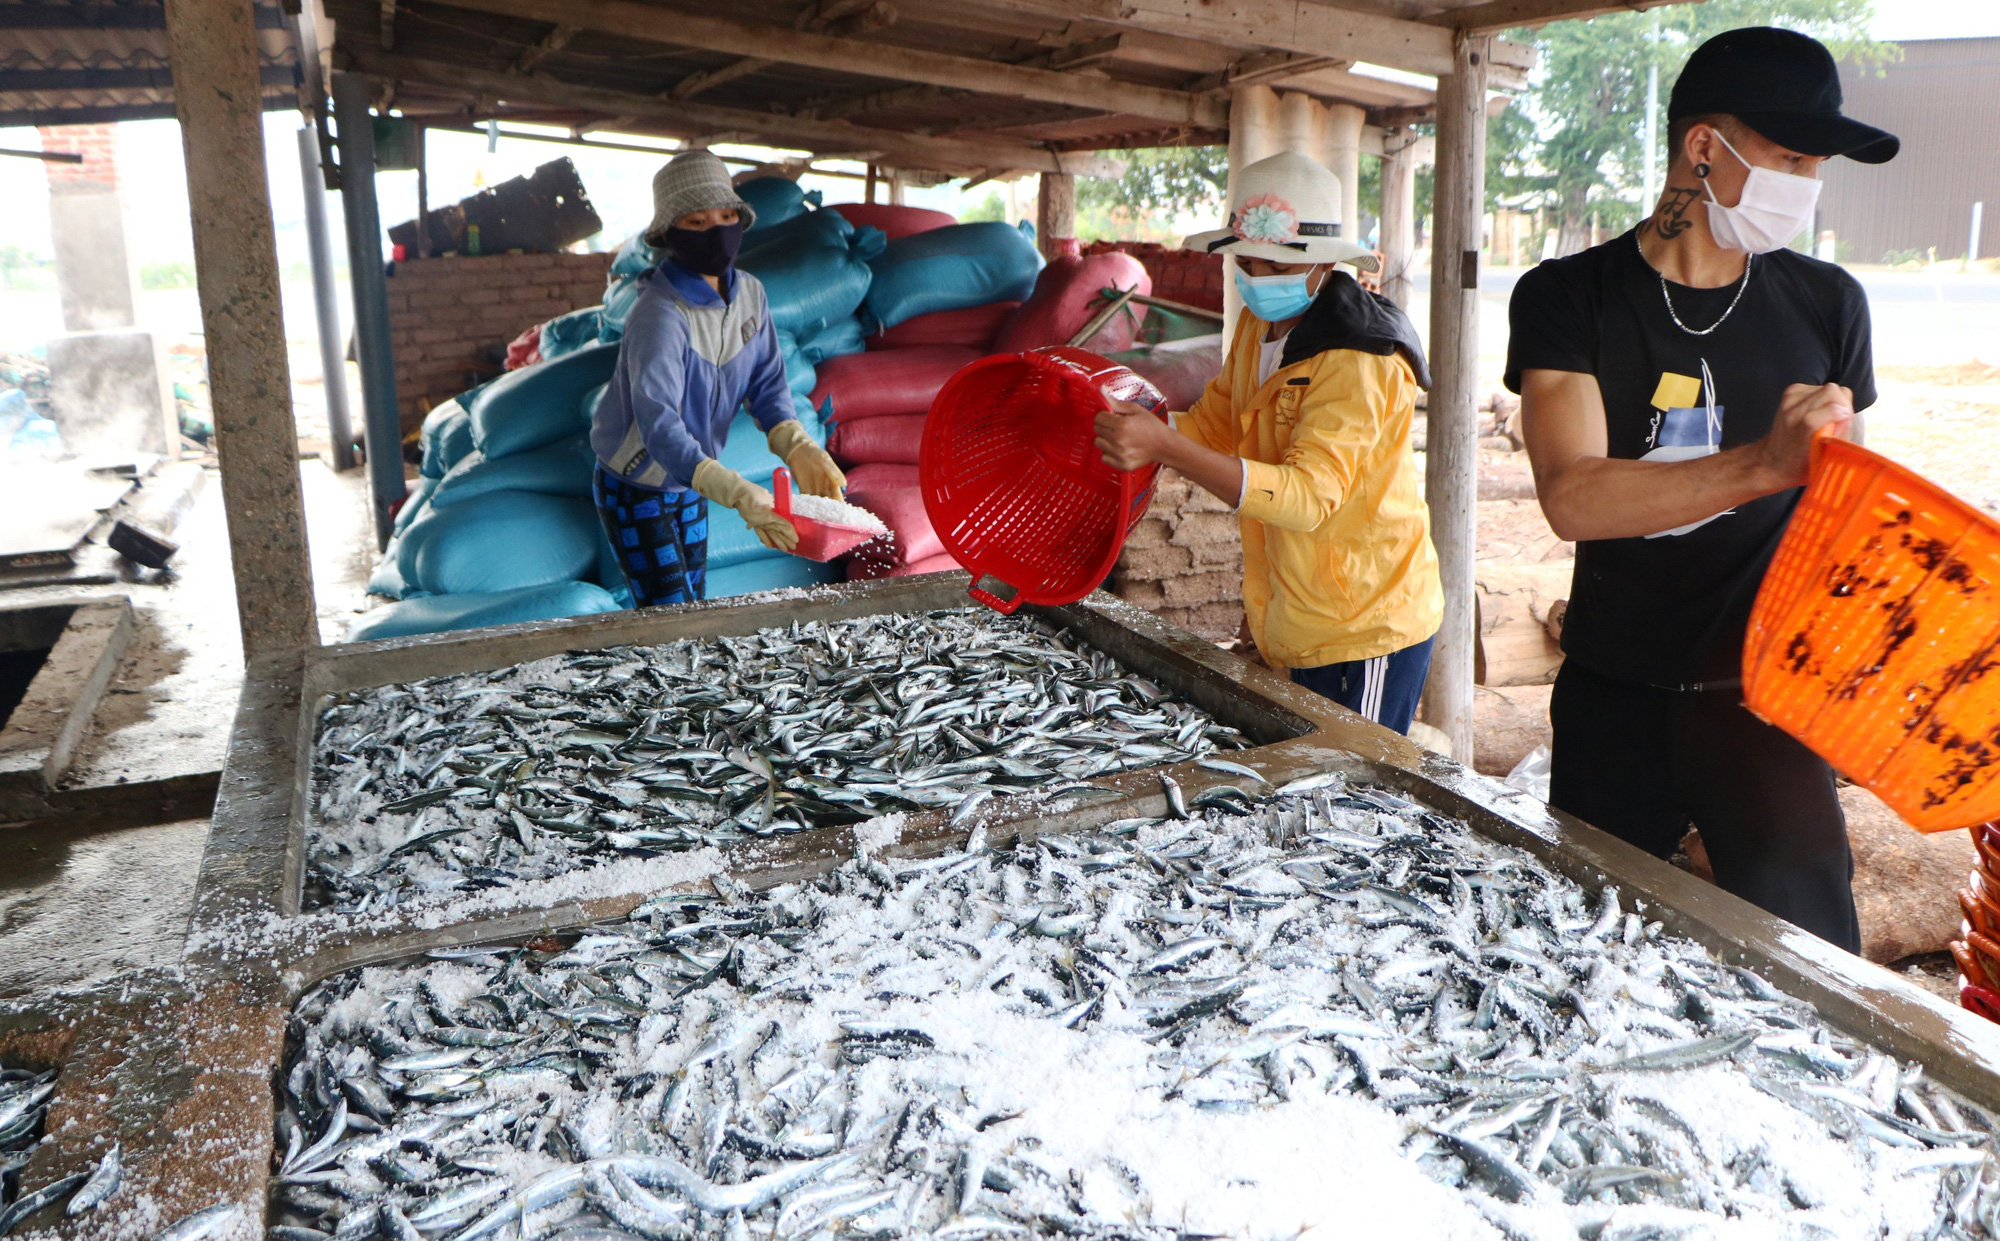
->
xmin=1952 ymin=826 xmax=2000 ymax=1022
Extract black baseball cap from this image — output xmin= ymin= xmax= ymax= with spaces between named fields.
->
xmin=1669 ymin=26 xmax=1899 ymax=164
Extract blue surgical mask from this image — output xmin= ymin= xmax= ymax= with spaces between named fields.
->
xmin=1234 ymin=268 xmax=1318 ymax=321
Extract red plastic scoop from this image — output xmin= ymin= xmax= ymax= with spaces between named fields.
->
xmin=772 ymin=467 xmax=882 ymax=562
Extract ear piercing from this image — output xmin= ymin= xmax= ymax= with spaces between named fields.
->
xmin=1695 ymin=162 xmax=1711 ymax=178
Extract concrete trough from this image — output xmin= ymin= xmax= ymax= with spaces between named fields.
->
xmin=0 ymin=596 xmax=133 ymax=822
xmin=11 ymin=574 xmax=2000 ymax=1238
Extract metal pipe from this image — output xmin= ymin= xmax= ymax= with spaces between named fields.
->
xmin=332 ymin=71 xmax=405 ymax=548
xmin=297 ymin=126 xmax=356 ymax=472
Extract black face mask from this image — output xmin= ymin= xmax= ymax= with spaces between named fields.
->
xmin=663 ymin=222 xmax=744 ymax=277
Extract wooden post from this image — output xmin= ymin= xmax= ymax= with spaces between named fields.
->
xmin=865 ymin=163 xmax=877 ymax=204
xmin=1223 ymin=83 xmax=1279 ymax=341
xmin=1036 ymin=170 xmax=1074 ymax=260
xmin=162 ymin=0 xmax=319 ymax=657
xmin=332 ymin=72 xmax=406 ymax=549
xmin=888 ymin=168 xmax=905 ymax=206
xmin=1324 ymin=102 xmax=1365 ymax=252
xmin=1420 ymin=31 xmax=1488 ymax=764
xmin=1379 ymin=125 xmax=1418 ymax=309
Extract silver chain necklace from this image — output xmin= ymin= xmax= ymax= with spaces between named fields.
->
xmin=1638 ymin=232 xmax=1752 ymax=336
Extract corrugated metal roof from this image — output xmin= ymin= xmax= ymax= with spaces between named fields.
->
xmin=1819 ymin=38 xmax=2000 ymax=264
xmin=0 ymin=0 xmax=299 ymax=127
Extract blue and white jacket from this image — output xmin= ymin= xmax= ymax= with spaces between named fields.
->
xmin=591 ymin=260 xmax=795 ymax=492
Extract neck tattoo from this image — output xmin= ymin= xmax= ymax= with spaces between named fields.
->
xmin=1646 ymin=185 xmax=1702 ymax=240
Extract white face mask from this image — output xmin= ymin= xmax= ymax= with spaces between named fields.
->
xmin=1702 ymin=130 xmax=1821 ymax=255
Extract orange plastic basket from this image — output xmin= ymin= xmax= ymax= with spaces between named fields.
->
xmin=920 ymin=347 xmax=1167 ymax=615
xmin=1743 ymin=432 xmax=2000 ymax=832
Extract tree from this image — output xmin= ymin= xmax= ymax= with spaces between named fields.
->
xmin=1077 ymin=145 xmax=1228 ymax=219
xmin=1498 ymin=0 xmax=1888 ymax=255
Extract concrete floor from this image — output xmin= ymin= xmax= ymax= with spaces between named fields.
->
xmin=0 ymin=817 xmax=208 ymax=1000
xmin=0 ymin=455 xmax=374 ymax=1001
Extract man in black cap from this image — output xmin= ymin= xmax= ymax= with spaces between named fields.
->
xmin=1506 ymin=27 xmax=1899 ymax=952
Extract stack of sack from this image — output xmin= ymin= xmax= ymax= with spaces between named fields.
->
xmin=815 ymin=216 xmax=1044 ymax=581
xmin=356 ymin=336 xmax=842 ymax=642
xmin=358 ymin=345 xmax=628 ymax=641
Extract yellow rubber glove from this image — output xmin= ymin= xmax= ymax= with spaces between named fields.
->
xmin=766 ymin=419 xmax=847 ymax=499
xmin=691 ymin=458 xmax=798 ymax=552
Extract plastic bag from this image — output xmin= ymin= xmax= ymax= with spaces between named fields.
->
xmin=991 ymin=252 xmax=1151 ymax=354
xmin=397 ymin=488 xmax=605 ymax=596
xmin=393 ymin=476 xmax=437 ymax=535
xmin=739 ymin=213 xmax=884 ymax=339
xmin=866 ymin=301 xmax=1017 ymax=352
xmin=828 ymin=413 xmax=926 ymax=467
xmin=430 ymin=434 xmax=595 ymax=509
xmin=738 ymin=177 xmax=822 ymax=232
xmin=1106 ymin=334 xmax=1225 ymax=413
xmin=825 ymin=202 xmax=956 ymax=240
xmin=776 ymin=331 xmax=817 ymax=397
xmin=704 ymin=555 xmax=841 ymax=601
xmin=418 ymin=401 xmax=475 ymax=480
xmin=347 ymin=581 xmax=622 ymax=643
xmin=609 ymin=232 xmax=657 ymax=279
xmin=861 ymin=222 xmax=1043 ymax=332
xmin=1504 ymin=745 xmax=1552 ymax=802
xmin=798 ymin=316 xmax=866 ymax=365
xmin=540 ymin=306 xmax=605 ymax=360
xmin=600 ymin=276 xmax=641 ymax=342
xmin=809 ymin=346 xmax=980 ymax=423
xmin=468 ymin=342 xmax=619 ymax=460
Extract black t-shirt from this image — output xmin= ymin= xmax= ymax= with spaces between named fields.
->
xmin=1504 ymin=231 xmax=1875 ymax=688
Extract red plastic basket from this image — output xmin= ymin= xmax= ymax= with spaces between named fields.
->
xmin=920 ymin=347 xmax=1167 ymax=614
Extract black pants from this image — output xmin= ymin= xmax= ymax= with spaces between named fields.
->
xmin=1549 ymin=659 xmax=1860 ymax=953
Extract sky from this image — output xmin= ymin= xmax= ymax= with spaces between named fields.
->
xmin=0 ymin=0 xmax=1994 ymax=278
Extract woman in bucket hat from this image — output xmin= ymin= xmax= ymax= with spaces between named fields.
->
xmin=1096 ymin=150 xmax=1442 ymax=734
xmin=590 ymin=150 xmax=847 ymax=606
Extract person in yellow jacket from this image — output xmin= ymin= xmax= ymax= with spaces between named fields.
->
xmin=1096 ymin=151 xmax=1442 ymax=734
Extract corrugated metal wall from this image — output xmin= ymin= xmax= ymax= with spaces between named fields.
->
xmin=1819 ymin=38 xmax=2000 ymax=264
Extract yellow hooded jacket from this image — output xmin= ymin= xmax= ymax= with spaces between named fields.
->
xmin=1177 ymin=309 xmax=1443 ymax=670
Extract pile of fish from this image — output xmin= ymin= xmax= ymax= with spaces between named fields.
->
xmin=0 ymin=1066 xmax=122 ymax=1234
xmin=277 ymin=779 xmax=1997 ymax=1240
xmin=309 ymin=610 xmax=1249 ymax=913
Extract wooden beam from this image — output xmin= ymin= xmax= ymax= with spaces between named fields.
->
xmin=671 ymin=56 xmax=774 ymax=99
xmin=801 ymin=82 xmax=948 ymax=122
xmin=1046 ymin=32 xmax=1122 ymax=70
xmin=965 ymin=0 xmax=1533 ymax=80
xmin=1431 ymin=0 xmax=1693 ymax=35
xmin=1187 ymin=49 xmax=1341 ymax=93
xmin=424 ymin=0 xmax=1229 ymax=127
xmin=511 ymin=22 xmax=576 ymax=72
xmin=343 ymin=48 xmax=1128 ymax=176
xmin=379 ymin=0 xmax=393 ymax=50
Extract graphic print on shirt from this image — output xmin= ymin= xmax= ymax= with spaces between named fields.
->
xmin=1641 ymin=360 xmax=1733 ymax=538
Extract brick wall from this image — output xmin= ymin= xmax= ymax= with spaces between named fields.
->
xmin=386 ymin=251 xmax=614 ymax=431
xmin=38 ymin=124 xmax=117 ymax=189
xmin=1083 ymin=241 xmax=1223 ymax=312
xmin=1111 ymin=469 xmax=1245 ymax=642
